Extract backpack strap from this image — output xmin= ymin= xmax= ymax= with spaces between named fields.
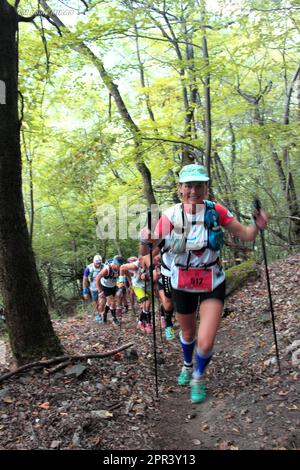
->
xmin=181 ymin=203 xmax=185 ymax=233
xmin=204 ymin=200 xmax=216 ymax=227
xmin=104 ymin=264 xmax=112 ymax=278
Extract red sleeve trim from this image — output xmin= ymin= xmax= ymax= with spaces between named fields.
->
xmin=215 ymin=204 xmax=234 ymax=227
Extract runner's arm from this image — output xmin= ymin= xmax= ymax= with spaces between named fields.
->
xmin=82 ymin=267 xmax=90 ymax=289
xmin=120 ymin=263 xmax=137 ymax=276
xmin=139 ymin=214 xmax=173 ymax=254
xmin=225 ymin=210 xmax=268 ymax=241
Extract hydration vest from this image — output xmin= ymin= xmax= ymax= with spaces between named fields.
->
xmin=102 ymin=262 xmax=120 ymax=280
xmin=170 ymin=201 xmax=224 ymax=253
xmin=204 ymin=201 xmax=224 ymax=251
xmin=88 ymin=263 xmax=104 ymax=283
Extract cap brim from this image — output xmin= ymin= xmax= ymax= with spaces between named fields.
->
xmin=179 ymin=176 xmax=209 ymax=183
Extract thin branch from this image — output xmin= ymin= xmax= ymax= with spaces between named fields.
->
xmin=79 ymin=0 xmax=89 ymax=8
xmin=250 ymin=7 xmax=300 ymax=12
xmin=141 ymin=136 xmax=200 ymax=150
xmin=58 ymin=0 xmax=85 ymax=10
xmin=18 ymin=12 xmax=62 ymax=36
xmin=283 ymin=63 xmax=300 ymax=125
xmin=38 ymin=11 xmax=50 ymax=75
xmin=0 ymin=342 xmax=134 ymax=384
xmin=48 ymin=359 xmax=71 ymax=374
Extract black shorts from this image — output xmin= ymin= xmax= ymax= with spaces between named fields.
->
xmin=158 ymin=274 xmax=172 ymax=299
xmin=101 ymin=285 xmax=117 ymax=298
xmin=172 ymin=280 xmax=226 ymax=314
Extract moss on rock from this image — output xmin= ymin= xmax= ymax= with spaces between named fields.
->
xmin=225 ymin=258 xmax=258 ymax=297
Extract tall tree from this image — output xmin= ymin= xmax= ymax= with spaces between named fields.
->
xmin=0 ymin=0 xmax=63 ymax=365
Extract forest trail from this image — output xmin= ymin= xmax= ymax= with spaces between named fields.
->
xmin=152 ymin=255 xmax=300 ymax=450
xmin=0 ymin=255 xmax=299 ymax=450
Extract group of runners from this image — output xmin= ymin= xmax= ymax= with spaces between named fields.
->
xmin=82 ymin=164 xmax=268 ymax=404
xmin=82 ymin=250 xmax=175 ymax=341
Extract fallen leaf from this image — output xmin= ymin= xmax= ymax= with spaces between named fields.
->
xmin=192 ymin=439 xmax=201 ymax=445
xmin=287 ymin=404 xmax=298 ymax=411
xmin=39 ymin=402 xmax=50 ymax=410
xmin=92 ymin=437 xmax=102 ymax=446
xmin=2 ymin=397 xmax=14 ymax=404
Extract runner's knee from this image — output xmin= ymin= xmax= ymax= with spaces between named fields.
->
xmin=197 ymin=339 xmax=214 ymax=354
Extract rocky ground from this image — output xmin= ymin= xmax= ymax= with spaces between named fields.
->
xmin=0 ymin=254 xmax=299 ymax=451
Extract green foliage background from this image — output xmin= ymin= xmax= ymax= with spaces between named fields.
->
xmin=14 ymin=0 xmax=300 ymax=309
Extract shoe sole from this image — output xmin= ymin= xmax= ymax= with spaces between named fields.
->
xmin=191 ymin=396 xmax=206 ymax=403
xmin=177 ymin=379 xmax=192 ymax=386
xmin=190 ymin=385 xmax=206 ymax=403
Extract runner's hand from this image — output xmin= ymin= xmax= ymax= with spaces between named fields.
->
xmin=252 ymin=208 xmax=268 ymax=231
xmin=140 ymin=226 xmax=153 ymax=245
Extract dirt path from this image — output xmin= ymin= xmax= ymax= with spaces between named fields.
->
xmin=152 ymin=255 xmax=300 ymax=450
xmin=152 ymin=324 xmax=299 ymax=451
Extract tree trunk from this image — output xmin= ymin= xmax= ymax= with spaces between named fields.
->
xmin=0 ymin=0 xmax=63 ymax=365
xmin=45 ymin=263 xmax=55 ymax=309
xmin=199 ymin=2 xmax=212 ymax=189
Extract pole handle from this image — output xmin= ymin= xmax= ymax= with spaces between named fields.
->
xmin=253 ymin=198 xmax=263 ymax=229
xmin=147 ymin=208 xmax=152 ymax=232
xmin=253 ymin=197 xmax=261 ymax=213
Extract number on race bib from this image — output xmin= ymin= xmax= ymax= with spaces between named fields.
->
xmin=177 ymin=267 xmax=213 ymax=292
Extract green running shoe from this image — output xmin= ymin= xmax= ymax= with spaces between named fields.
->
xmin=165 ymin=326 xmax=175 ymax=341
xmin=177 ymin=366 xmax=193 ymax=386
xmin=190 ymin=379 xmax=206 ymax=403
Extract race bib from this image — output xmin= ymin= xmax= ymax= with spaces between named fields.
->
xmin=177 ymin=267 xmax=213 ymax=292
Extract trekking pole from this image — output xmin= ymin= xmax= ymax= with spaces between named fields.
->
xmin=158 ymin=301 xmax=164 ymax=344
xmin=156 ymin=211 xmax=163 ymax=344
xmin=253 ymin=198 xmax=281 ymax=373
xmin=116 ymin=307 xmax=123 ymax=346
xmin=147 ymin=208 xmax=159 ymax=398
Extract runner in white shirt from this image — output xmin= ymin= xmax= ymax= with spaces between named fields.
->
xmin=140 ymin=164 xmax=268 ymax=404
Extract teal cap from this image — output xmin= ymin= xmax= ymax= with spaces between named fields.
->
xmin=178 ymin=164 xmax=209 ymax=183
